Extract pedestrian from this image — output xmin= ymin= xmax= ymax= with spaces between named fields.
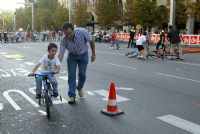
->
xmin=156 ymin=30 xmax=166 ymax=52
xmin=167 ymin=25 xmax=183 ymax=60
xmin=136 ymin=32 xmax=147 ymax=59
xmin=0 ymin=30 xmax=2 ymax=43
xmin=28 ymin=43 xmax=60 ymax=98
xmin=127 ymin=26 xmax=136 ymax=48
xmin=58 ymin=22 xmax=96 ymax=104
xmin=110 ymin=32 xmax=116 ymax=49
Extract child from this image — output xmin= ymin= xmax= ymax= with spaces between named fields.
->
xmin=136 ymin=32 xmax=147 ymax=59
xmin=29 ymin=43 xmax=60 ymax=98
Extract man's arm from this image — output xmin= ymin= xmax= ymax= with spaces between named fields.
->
xmin=90 ymin=40 xmax=96 ymax=62
xmin=58 ymin=52 xmax=64 ymax=62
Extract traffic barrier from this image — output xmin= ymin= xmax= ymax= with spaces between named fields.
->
xmin=114 ymin=33 xmax=200 ymax=45
xmin=101 ymin=81 xmax=124 ymax=116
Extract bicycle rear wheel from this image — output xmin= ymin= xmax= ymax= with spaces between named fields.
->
xmin=44 ymin=91 xmax=50 ymax=118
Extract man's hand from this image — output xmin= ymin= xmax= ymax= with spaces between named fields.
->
xmin=28 ymin=72 xmax=34 ymax=76
xmin=91 ymin=53 xmax=96 ymax=62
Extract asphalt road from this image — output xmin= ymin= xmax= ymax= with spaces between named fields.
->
xmin=0 ymin=42 xmax=200 ymax=134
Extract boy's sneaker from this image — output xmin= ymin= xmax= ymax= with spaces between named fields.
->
xmin=35 ymin=94 xmax=41 ymax=99
xmin=53 ymin=92 xmax=58 ymax=98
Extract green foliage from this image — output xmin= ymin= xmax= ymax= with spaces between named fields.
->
xmin=73 ymin=0 xmax=89 ymax=27
xmin=124 ymin=0 xmax=160 ymax=29
xmin=0 ymin=11 xmax=13 ymax=31
xmin=15 ymin=0 xmax=68 ymax=31
xmin=95 ymin=0 xmax=123 ymax=29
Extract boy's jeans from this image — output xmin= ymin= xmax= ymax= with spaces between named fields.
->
xmin=67 ymin=52 xmax=88 ymax=97
xmin=35 ymin=75 xmax=58 ymax=95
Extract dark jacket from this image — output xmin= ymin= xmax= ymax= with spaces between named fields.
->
xmin=167 ymin=29 xmax=181 ymax=44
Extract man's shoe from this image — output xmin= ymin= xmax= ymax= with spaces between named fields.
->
xmin=35 ymin=94 xmax=41 ymax=99
xmin=68 ymin=97 xmax=75 ymax=104
xmin=78 ymin=90 xmax=84 ymax=97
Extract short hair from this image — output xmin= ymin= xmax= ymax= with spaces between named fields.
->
xmin=169 ymin=25 xmax=173 ymax=29
xmin=143 ymin=31 xmax=147 ymax=36
xmin=62 ymin=22 xmax=74 ymax=30
xmin=48 ymin=43 xmax=58 ymax=51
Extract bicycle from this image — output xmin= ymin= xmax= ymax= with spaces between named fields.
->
xmin=28 ymin=72 xmax=62 ymax=118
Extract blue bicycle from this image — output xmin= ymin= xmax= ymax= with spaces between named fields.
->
xmin=28 ymin=72 xmax=62 ymax=118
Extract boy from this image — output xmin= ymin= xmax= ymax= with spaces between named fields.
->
xmin=136 ymin=32 xmax=147 ymax=59
xmin=29 ymin=43 xmax=60 ymax=98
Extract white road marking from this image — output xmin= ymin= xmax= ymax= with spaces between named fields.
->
xmin=85 ymin=91 xmax=95 ymax=96
xmin=59 ymin=76 xmax=78 ymax=82
xmin=3 ymin=89 xmax=39 ymax=110
xmin=93 ymin=89 xmax=130 ymax=102
xmin=182 ymin=66 xmax=200 ymax=71
xmin=0 ymin=52 xmax=7 ymax=55
xmin=157 ymin=114 xmax=200 ymax=134
xmin=38 ymin=110 xmax=47 ymax=115
xmin=24 ymin=62 xmax=35 ymax=66
xmin=116 ymin=87 xmax=134 ymax=91
xmin=19 ymin=64 xmax=25 ymax=67
xmin=167 ymin=61 xmax=200 ymax=67
xmin=155 ymin=72 xmax=200 ymax=84
xmin=107 ymin=63 xmax=138 ymax=70
xmin=95 ymin=50 xmax=124 ymax=56
xmin=0 ymin=103 xmax=3 ymax=111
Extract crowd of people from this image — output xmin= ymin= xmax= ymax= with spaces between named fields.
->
xmin=0 ymin=29 xmax=63 ymax=43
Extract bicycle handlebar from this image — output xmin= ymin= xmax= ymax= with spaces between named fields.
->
xmin=28 ymin=72 xmax=55 ymax=77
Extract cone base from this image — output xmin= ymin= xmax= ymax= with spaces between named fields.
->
xmin=101 ymin=108 xmax=124 ymax=116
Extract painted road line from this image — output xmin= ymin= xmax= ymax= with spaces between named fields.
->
xmin=155 ymin=72 xmax=200 ymax=84
xmin=0 ymin=52 xmax=7 ymax=55
xmin=167 ymin=61 xmax=200 ymax=67
xmin=93 ymin=89 xmax=130 ymax=102
xmin=85 ymin=91 xmax=95 ymax=96
xmin=3 ymin=54 xmax=24 ymax=59
xmin=24 ymin=62 xmax=35 ymax=66
xmin=107 ymin=63 xmax=138 ymax=70
xmin=95 ymin=50 xmax=124 ymax=56
xmin=116 ymin=87 xmax=134 ymax=91
xmin=157 ymin=114 xmax=200 ymax=134
xmin=3 ymin=89 xmax=39 ymax=110
xmin=19 ymin=64 xmax=25 ymax=67
xmin=59 ymin=76 xmax=78 ymax=82
xmin=182 ymin=66 xmax=200 ymax=71
xmin=0 ymin=103 xmax=3 ymax=111
xmin=38 ymin=110 xmax=47 ymax=115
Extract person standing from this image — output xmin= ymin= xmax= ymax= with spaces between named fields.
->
xmin=58 ymin=22 xmax=96 ymax=104
xmin=167 ymin=25 xmax=183 ymax=60
xmin=156 ymin=30 xmax=166 ymax=52
xmin=127 ymin=26 xmax=136 ymax=48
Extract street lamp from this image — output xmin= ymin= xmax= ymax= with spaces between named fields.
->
xmin=169 ymin=0 xmax=176 ymax=26
xmin=68 ymin=0 xmax=72 ymax=23
xmin=17 ymin=2 xmax=34 ymax=31
xmin=13 ymin=13 xmax=16 ymax=31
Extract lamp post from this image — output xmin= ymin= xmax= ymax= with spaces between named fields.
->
xmin=68 ymin=0 xmax=72 ymax=23
xmin=169 ymin=0 xmax=176 ymax=26
xmin=13 ymin=13 xmax=16 ymax=31
xmin=17 ymin=2 xmax=34 ymax=31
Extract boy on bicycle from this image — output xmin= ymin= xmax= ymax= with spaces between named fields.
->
xmin=29 ymin=43 xmax=60 ymax=98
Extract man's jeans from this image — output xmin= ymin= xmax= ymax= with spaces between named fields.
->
xmin=35 ymin=75 xmax=58 ymax=95
xmin=67 ymin=52 xmax=88 ymax=97
xmin=170 ymin=42 xmax=183 ymax=59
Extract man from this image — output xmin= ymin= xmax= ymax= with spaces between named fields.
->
xmin=127 ymin=26 xmax=136 ymax=48
xmin=156 ymin=30 xmax=166 ymax=52
xmin=58 ymin=22 xmax=96 ymax=104
xmin=167 ymin=25 xmax=183 ymax=60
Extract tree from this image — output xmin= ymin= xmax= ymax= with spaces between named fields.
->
xmin=124 ymin=0 xmax=159 ymax=29
xmin=95 ymin=0 xmax=123 ymax=29
xmin=175 ymin=0 xmax=187 ymax=28
xmin=72 ymin=0 xmax=89 ymax=27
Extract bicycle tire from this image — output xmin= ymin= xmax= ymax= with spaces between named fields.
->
xmin=44 ymin=91 xmax=50 ymax=118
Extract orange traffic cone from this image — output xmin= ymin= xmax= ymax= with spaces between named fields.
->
xmin=101 ymin=81 xmax=124 ymax=116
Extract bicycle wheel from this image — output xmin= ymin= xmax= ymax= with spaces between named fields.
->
xmin=44 ymin=91 xmax=50 ymax=118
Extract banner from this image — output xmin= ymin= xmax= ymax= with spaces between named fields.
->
xmin=115 ymin=33 xmax=200 ymax=45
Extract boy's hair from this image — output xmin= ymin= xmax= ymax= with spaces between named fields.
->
xmin=143 ymin=31 xmax=147 ymax=36
xmin=48 ymin=43 xmax=58 ymax=51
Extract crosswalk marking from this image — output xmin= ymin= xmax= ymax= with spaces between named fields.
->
xmin=157 ymin=114 xmax=200 ymax=134
xmin=93 ymin=89 xmax=130 ymax=102
xmin=0 ymin=103 xmax=3 ymax=111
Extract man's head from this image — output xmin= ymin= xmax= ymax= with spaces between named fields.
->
xmin=62 ymin=22 xmax=74 ymax=40
xmin=48 ymin=43 xmax=58 ymax=57
xmin=143 ymin=31 xmax=147 ymax=36
xmin=169 ymin=25 xmax=173 ymax=30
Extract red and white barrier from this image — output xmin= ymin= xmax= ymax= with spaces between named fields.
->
xmin=114 ymin=33 xmax=200 ymax=45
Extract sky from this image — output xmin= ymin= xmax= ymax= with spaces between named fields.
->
xmin=0 ymin=0 xmax=25 ymax=11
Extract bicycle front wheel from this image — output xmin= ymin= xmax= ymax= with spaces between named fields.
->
xmin=44 ymin=92 xmax=50 ymax=118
